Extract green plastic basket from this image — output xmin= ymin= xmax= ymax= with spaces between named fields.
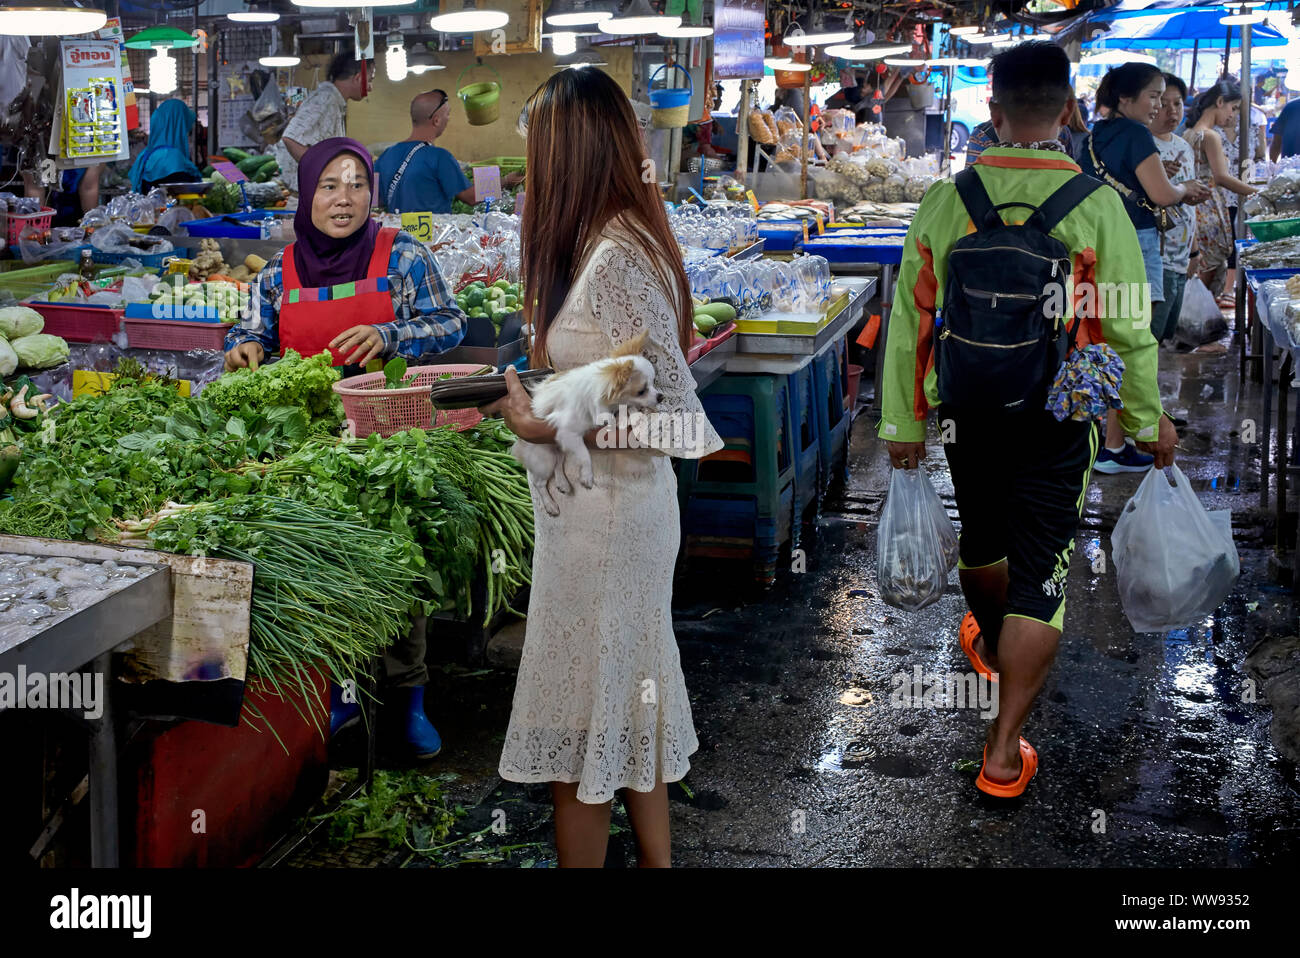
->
xmin=1246 ymin=216 xmax=1300 ymax=242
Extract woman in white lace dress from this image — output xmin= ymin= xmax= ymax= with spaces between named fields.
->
xmin=483 ymin=68 xmax=722 ymax=867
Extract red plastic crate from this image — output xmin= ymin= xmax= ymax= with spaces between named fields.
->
xmin=4 ymin=207 xmax=55 ymax=246
xmin=124 ymin=316 xmax=230 ymax=351
xmin=27 ymin=302 xmax=123 ymax=343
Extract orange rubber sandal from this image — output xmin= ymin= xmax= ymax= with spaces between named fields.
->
xmin=975 ymin=737 xmax=1038 ymax=798
xmin=959 ymin=612 xmax=998 ymax=683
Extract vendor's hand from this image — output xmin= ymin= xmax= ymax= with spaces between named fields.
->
xmin=886 ymin=440 xmax=927 ymax=470
xmin=503 ymin=171 xmax=525 ymax=188
xmin=225 ymin=341 xmax=264 ymax=372
xmin=329 ymin=325 xmax=385 ymax=366
xmin=1135 ymin=416 xmax=1178 ymax=469
xmin=480 ymin=365 xmax=553 ymax=443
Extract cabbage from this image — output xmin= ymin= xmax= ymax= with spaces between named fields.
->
xmin=10 ymin=333 xmax=69 ymax=369
xmin=0 ymin=306 xmax=44 ymax=340
xmin=0 ymin=337 xmax=15 ymax=377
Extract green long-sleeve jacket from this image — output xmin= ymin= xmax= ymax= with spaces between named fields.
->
xmin=877 ymin=146 xmax=1164 ymax=444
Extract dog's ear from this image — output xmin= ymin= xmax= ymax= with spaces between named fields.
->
xmin=600 ymin=359 xmax=636 ymax=403
xmin=611 ymin=330 xmax=649 ymax=358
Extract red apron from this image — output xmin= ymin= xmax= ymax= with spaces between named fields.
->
xmin=279 ymin=226 xmax=399 ymax=367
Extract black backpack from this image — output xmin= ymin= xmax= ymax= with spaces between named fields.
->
xmin=935 ymin=167 xmax=1104 ymax=413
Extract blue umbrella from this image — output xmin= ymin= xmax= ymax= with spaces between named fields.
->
xmin=1082 ymin=6 xmax=1287 ymax=50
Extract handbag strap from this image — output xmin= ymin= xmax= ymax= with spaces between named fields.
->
xmin=385 ymin=141 xmax=429 ymax=212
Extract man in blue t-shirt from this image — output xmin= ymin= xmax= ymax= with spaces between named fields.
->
xmin=1270 ymin=96 xmax=1300 ymax=162
xmin=376 ymin=90 xmax=523 ymax=214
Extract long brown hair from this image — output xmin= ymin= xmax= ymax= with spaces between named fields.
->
xmin=520 ymin=67 xmax=692 ymax=363
xmin=1065 ymin=101 xmax=1087 ymax=134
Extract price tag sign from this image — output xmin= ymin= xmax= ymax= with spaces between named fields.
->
xmin=213 ymin=160 xmax=246 ymax=183
xmin=802 ymin=221 xmax=810 ymax=243
xmin=815 ymin=213 xmax=824 ymax=235
xmin=401 ymin=211 xmax=435 ymax=243
xmin=746 ymin=190 xmax=760 ymax=213
xmin=473 ymin=165 xmax=502 ymax=203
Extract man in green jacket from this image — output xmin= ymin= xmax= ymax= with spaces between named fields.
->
xmin=878 ymin=41 xmax=1177 ymax=797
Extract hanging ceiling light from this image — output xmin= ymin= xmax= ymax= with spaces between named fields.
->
xmin=149 ymin=49 xmax=177 ymax=94
xmin=782 ymin=11 xmax=853 ymax=46
xmin=966 ymin=32 xmax=1011 ymax=44
xmin=551 ymin=30 xmax=578 ymax=55
xmin=853 ymin=42 xmax=911 ymax=59
xmin=949 ymin=25 xmax=981 ymax=37
xmin=764 ymin=57 xmax=811 ymax=71
xmin=1220 ymin=9 xmax=1268 ymax=25
xmin=429 ymin=0 xmax=509 ymax=32
xmin=385 ymin=30 xmax=407 ymax=81
xmin=883 ymin=57 xmax=927 ymax=66
xmin=227 ymin=3 xmax=279 ymax=23
xmin=659 ymin=24 xmax=711 ymax=37
xmin=546 ymin=0 xmax=611 ymax=27
xmin=258 ymin=29 xmax=299 ymax=68
xmin=407 ymin=44 xmax=446 ymax=73
xmin=0 ymin=2 xmax=106 ymax=36
xmin=600 ymin=0 xmax=679 ymax=36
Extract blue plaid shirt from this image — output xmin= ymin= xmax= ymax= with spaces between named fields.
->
xmin=224 ymin=230 xmax=465 ymax=360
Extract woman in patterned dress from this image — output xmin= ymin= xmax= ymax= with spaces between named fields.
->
xmin=483 ymin=68 xmax=722 ymax=867
xmin=1185 ymin=80 xmax=1258 ymax=297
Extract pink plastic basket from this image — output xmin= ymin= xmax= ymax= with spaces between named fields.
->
xmin=333 ymin=364 xmax=488 ymax=437
xmin=28 ymin=302 xmax=123 ymax=343
xmin=5 ymin=208 xmax=55 ymax=246
xmin=124 ymin=317 xmax=230 ymax=351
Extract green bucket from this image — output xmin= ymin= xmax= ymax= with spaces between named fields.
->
xmin=458 ymin=64 xmax=502 ymax=126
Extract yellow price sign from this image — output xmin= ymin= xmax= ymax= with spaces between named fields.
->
xmin=746 ymin=190 xmax=760 ymax=213
xmin=802 ymin=221 xmax=810 ymax=243
xmin=815 ymin=213 xmax=824 ymax=235
xmin=401 ymin=211 xmax=435 ymax=243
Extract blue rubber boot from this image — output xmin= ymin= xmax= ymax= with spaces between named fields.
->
xmin=403 ymin=686 xmax=443 ymax=759
xmin=329 ymin=682 xmax=362 ymax=737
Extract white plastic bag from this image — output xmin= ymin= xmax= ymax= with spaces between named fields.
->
xmin=877 ymin=467 xmax=949 ymax=610
xmin=1112 ymin=464 xmax=1240 ymax=632
xmin=916 ymin=468 xmax=959 ymax=572
xmin=1176 ymin=276 xmax=1227 ymax=346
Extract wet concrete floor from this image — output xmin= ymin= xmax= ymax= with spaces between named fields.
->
xmin=286 ymin=334 xmax=1300 ymax=868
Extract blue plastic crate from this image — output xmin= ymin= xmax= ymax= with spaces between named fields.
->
xmin=91 ymin=246 xmax=176 ymax=270
xmin=802 ymin=236 xmax=904 ymax=264
xmin=183 ymin=209 xmax=294 ymax=240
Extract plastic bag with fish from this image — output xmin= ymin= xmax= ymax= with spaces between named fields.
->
xmin=876 ymin=467 xmax=950 ymax=610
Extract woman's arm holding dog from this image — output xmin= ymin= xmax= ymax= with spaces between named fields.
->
xmin=481 ymin=367 xmax=647 ymax=448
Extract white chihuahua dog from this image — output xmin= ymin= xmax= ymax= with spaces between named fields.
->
xmin=513 ymin=331 xmax=663 ymax=515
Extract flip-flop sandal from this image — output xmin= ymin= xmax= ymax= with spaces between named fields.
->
xmin=959 ymin=612 xmax=998 ymax=683
xmin=976 ymin=737 xmax=1038 ymax=798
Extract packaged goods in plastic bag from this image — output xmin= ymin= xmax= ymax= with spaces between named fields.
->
xmin=1112 ymin=465 xmax=1240 ymax=632
xmin=1176 ymin=276 xmax=1227 ymax=345
xmin=877 ymin=467 xmax=950 ymax=610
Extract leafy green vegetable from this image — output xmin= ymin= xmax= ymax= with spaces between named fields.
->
xmin=199 ymin=349 xmax=342 ymax=424
xmin=383 ymin=356 xmax=410 ymax=390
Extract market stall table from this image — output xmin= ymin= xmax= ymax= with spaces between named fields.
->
xmin=0 ymin=539 xmax=174 ymax=867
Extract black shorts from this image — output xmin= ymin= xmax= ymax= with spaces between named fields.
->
xmin=938 ymin=405 xmax=1098 ymax=630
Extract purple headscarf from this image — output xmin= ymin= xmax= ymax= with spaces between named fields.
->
xmin=292 ymin=137 xmax=381 ymax=288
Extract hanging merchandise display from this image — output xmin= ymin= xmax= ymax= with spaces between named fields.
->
xmin=58 ymin=38 xmax=125 ymax=162
xmin=92 ymin=17 xmax=137 ymax=131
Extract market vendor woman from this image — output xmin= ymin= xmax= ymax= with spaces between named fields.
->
xmin=224 ymin=137 xmax=465 ymax=375
xmin=224 ymin=137 xmax=466 ymax=759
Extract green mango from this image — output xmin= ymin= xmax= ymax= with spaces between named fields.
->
xmin=694 ymin=314 xmax=719 ymax=334
xmin=696 ymin=301 xmax=737 ymax=322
